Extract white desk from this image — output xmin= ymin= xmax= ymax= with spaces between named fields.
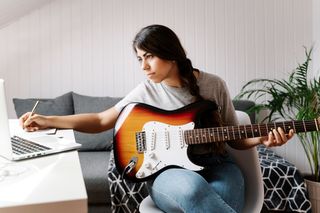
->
xmin=0 ymin=120 xmax=87 ymax=213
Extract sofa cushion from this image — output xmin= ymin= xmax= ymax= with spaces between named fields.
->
xmin=72 ymin=93 xmax=122 ymax=151
xmin=12 ymin=92 xmax=74 ymax=118
xmin=78 ymin=151 xmax=111 ymax=205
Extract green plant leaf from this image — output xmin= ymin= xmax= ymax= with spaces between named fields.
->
xmin=237 ymin=47 xmax=320 ymax=181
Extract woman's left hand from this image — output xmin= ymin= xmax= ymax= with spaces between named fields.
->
xmin=260 ymin=128 xmax=295 ymax=147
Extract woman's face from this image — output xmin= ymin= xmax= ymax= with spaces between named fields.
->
xmin=136 ymin=48 xmax=181 ymax=86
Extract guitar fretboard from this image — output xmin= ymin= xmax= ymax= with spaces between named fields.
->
xmin=184 ymin=120 xmax=319 ymax=144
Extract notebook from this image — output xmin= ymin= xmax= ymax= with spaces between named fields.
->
xmin=0 ymin=79 xmax=81 ymax=161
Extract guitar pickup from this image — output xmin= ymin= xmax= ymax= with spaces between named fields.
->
xmin=135 ymin=131 xmax=146 ymax=153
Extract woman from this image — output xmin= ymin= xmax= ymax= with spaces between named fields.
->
xmin=20 ymin=24 xmax=294 ymax=213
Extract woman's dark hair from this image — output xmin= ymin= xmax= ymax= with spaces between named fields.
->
xmin=133 ymin=24 xmax=203 ymax=101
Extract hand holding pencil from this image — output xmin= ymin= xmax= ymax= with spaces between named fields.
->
xmin=29 ymin=100 xmax=39 ymax=118
xmin=19 ymin=100 xmax=49 ymax=132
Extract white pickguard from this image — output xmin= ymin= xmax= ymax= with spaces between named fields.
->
xmin=136 ymin=121 xmax=204 ymax=179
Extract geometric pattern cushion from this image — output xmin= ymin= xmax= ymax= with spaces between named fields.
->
xmin=107 ymin=152 xmax=148 ymax=213
xmin=257 ymin=145 xmax=312 ymax=212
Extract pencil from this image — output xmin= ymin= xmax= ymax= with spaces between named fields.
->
xmin=29 ymin=100 xmax=39 ymax=118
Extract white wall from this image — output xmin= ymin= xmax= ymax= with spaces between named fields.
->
xmin=0 ymin=0 xmax=313 ymax=173
xmin=313 ymin=0 xmax=320 ymax=77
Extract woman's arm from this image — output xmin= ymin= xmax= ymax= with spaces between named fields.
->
xmin=20 ymin=107 xmax=120 ymax=133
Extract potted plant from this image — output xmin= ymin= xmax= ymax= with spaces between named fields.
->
xmin=236 ymin=47 xmax=320 ymax=209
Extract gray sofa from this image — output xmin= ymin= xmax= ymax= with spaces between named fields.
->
xmin=13 ymin=92 xmax=255 ymax=213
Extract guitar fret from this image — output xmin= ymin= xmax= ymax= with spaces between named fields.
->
xmin=186 ymin=131 xmax=190 ymax=144
xmin=250 ymin=124 xmax=254 ymax=138
xmin=195 ymin=129 xmax=200 ymax=144
xmin=223 ymin=127 xmax=228 ymax=141
xmin=198 ymin=129 xmax=202 ymax=144
xmin=240 ymin=125 xmax=246 ymax=139
xmin=203 ymin=129 xmax=207 ymax=143
xmin=212 ymin=128 xmax=215 ymax=142
xmin=206 ymin=129 xmax=211 ymax=142
xmin=190 ymin=130 xmax=195 ymax=144
xmin=251 ymin=125 xmax=260 ymax=137
xmin=246 ymin=125 xmax=252 ymax=138
xmin=223 ymin=127 xmax=227 ymax=140
xmin=191 ymin=130 xmax=195 ymax=144
xmin=303 ymin=120 xmax=307 ymax=132
xmin=232 ymin=126 xmax=235 ymax=140
xmin=202 ymin=129 xmax=207 ymax=143
xmin=210 ymin=128 xmax=214 ymax=142
xmin=220 ymin=127 xmax=224 ymax=141
xmin=244 ymin=125 xmax=248 ymax=138
xmin=315 ymin=119 xmax=319 ymax=131
xmin=292 ymin=120 xmax=296 ymax=133
xmin=244 ymin=126 xmax=249 ymax=138
xmin=191 ymin=131 xmax=195 ymax=144
xmin=237 ymin=126 xmax=241 ymax=139
xmin=208 ymin=129 xmax=212 ymax=142
xmin=205 ymin=129 xmax=209 ymax=142
xmin=216 ymin=127 xmax=220 ymax=141
xmin=258 ymin=124 xmax=261 ymax=137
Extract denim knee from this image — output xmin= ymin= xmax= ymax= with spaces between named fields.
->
xmin=148 ymin=168 xmax=208 ymax=212
xmin=147 ymin=168 xmax=238 ymax=213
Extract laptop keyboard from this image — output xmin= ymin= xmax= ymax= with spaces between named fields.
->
xmin=11 ymin=135 xmax=51 ymax=155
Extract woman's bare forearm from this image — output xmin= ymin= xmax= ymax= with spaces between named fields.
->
xmin=46 ymin=107 xmax=119 ymax=133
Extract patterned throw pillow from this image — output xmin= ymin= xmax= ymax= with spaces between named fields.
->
xmin=107 ymin=152 xmax=148 ymax=213
xmin=258 ymin=145 xmax=311 ymax=212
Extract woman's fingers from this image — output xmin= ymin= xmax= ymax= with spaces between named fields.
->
xmin=262 ymin=127 xmax=294 ymax=147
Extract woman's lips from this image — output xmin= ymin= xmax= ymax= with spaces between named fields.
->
xmin=147 ymin=72 xmax=155 ymax=77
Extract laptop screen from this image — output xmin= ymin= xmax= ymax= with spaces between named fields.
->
xmin=0 ymin=79 xmax=14 ymax=160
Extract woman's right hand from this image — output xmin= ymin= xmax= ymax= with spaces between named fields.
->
xmin=19 ymin=112 xmax=50 ymax=132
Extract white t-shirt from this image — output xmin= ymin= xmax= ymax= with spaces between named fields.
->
xmin=115 ymin=71 xmax=238 ymax=126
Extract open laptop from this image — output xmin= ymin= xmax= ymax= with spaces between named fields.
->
xmin=0 ymin=79 xmax=81 ymax=161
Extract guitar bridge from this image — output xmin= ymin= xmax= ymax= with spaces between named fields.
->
xmin=136 ymin=131 xmax=146 ymax=153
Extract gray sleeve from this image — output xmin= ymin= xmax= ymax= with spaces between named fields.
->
xmin=218 ymin=80 xmax=239 ymax=126
xmin=114 ymin=82 xmax=146 ymax=112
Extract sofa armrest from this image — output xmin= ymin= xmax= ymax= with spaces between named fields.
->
xmin=232 ymin=100 xmax=255 ymax=123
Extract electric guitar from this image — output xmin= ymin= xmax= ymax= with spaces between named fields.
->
xmin=113 ymin=100 xmax=320 ymax=182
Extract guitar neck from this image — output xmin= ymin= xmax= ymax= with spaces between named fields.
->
xmin=184 ymin=119 xmax=319 ymax=144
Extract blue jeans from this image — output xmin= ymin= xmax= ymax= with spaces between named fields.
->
xmin=147 ymin=154 xmax=245 ymax=213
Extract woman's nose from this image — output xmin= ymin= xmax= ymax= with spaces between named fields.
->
xmin=141 ymin=60 xmax=150 ymax=70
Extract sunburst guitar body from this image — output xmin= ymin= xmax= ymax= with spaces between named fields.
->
xmin=113 ymin=100 xmax=218 ymax=182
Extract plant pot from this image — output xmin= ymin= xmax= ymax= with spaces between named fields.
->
xmin=305 ymin=176 xmax=320 ymax=212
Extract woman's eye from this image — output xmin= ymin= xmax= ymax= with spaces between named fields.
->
xmin=146 ymin=54 xmax=153 ymax=59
